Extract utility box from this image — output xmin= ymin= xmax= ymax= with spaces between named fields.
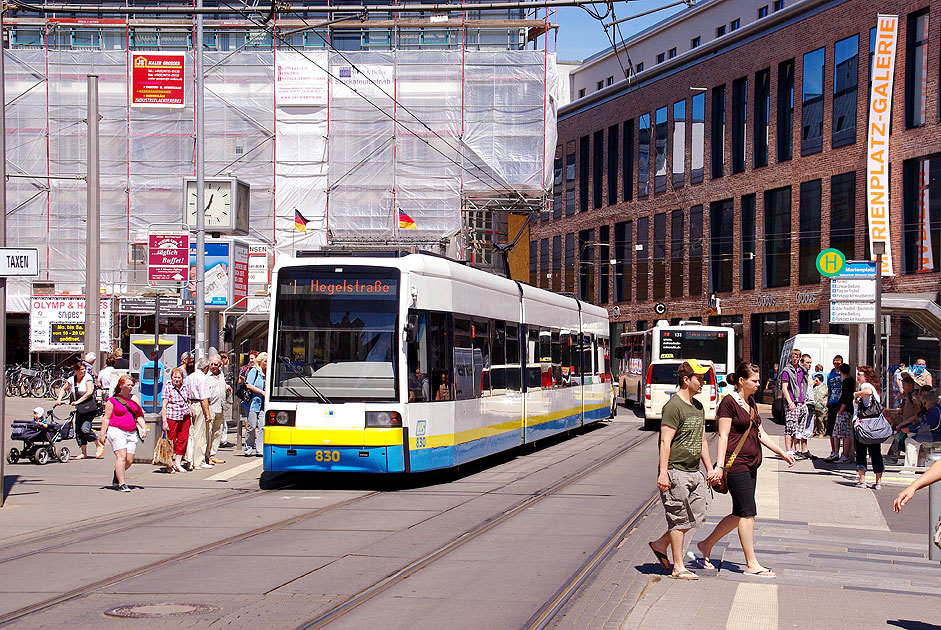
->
xmin=129 ymin=334 xmax=192 ymax=411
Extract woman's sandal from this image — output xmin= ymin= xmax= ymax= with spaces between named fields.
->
xmin=744 ymin=568 xmax=776 ymax=578
xmin=73 ymin=454 xmax=86 ymax=460
xmin=695 ymin=542 xmax=715 ymax=570
xmin=670 ymin=570 xmax=699 ymax=580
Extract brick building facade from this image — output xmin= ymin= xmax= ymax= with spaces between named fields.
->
xmin=531 ymin=0 xmax=941 ymax=378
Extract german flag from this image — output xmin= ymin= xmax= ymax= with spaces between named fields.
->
xmin=398 ymin=210 xmax=417 ymax=230
xmin=294 ymin=209 xmax=308 ymax=233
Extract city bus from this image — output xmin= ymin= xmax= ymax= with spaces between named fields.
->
xmin=262 ymin=252 xmax=614 ymax=474
xmin=616 ymin=320 xmax=736 ymax=408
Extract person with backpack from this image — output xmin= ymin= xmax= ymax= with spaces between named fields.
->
xmin=243 ymin=352 xmax=267 ymax=457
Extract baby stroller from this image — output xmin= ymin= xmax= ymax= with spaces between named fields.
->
xmin=7 ymin=408 xmax=75 ymax=465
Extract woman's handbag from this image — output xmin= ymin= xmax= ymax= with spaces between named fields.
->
xmin=75 ymin=397 xmax=98 ymax=416
xmin=714 ymin=406 xmax=755 ymax=494
xmin=152 ymin=431 xmax=174 ymax=467
xmin=855 ymin=394 xmax=892 ymax=444
xmin=235 ymin=382 xmax=251 ymax=402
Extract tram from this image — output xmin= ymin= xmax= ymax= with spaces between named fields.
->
xmin=262 ymin=252 xmax=614 ymax=473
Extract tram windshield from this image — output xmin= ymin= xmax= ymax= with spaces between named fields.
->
xmin=271 ymin=266 xmax=399 ymax=402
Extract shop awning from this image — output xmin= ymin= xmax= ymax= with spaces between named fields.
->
xmin=881 ymin=293 xmax=941 ymax=339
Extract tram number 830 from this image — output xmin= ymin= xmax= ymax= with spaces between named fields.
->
xmin=315 ymin=450 xmax=341 ymax=462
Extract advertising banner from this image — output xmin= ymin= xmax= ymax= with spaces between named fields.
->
xmin=30 ymin=297 xmax=113 ymax=352
xmin=187 ymin=239 xmax=249 ymax=310
xmin=866 ymin=15 xmax=898 ymax=276
xmin=231 ymin=241 xmax=249 ymax=311
xmin=131 ymin=52 xmax=185 ymax=108
xmin=275 ymin=51 xmax=328 ymax=106
xmin=148 ymin=232 xmax=189 ymax=286
xmin=333 ymin=64 xmax=394 ymax=99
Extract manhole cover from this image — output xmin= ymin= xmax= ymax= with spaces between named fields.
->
xmin=104 ymin=603 xmax=220 ymax=618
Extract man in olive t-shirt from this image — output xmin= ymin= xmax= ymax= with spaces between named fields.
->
xmin=648 ymin=359 xmax=715 ymax=580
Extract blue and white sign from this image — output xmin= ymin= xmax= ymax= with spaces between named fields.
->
xmin=835 ymin=261 xmax=877 ymax=279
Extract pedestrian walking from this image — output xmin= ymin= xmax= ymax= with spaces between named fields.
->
xmin=648 ymin=359 xmax=716 ymax=580
xmin=100 ymin=375 xmax=147 ymax=492
xmin=780 ymin=349 xmax=808 ymax=460
xmin=54 ymin=361 xmax=104 ymax=460
xmin=825 ymin=363 xmax=855 ymax=463
xmin=853 ymin=365 xmax=884 ymax=489
xmin=825 ymin=355 xmax=844 ymax=459
xmin=160 ymin=367 xmax=191 ymax=473
xmin=794 ymin=353 xmax=815 ymax=457
xmin=184 ymin=357 xmax=213 ymax=469
xmin=98 ymin=354 xmax=117 ymax=398
xmin=243 ymin=352 xmax=267 ymax=457
xmin=812 ymin=371 xmax=827 ymax=437
xmin=697 ymin=362 xmax=795 ymax=578
xmin=206 ymin=354 xmax=229 ymax=464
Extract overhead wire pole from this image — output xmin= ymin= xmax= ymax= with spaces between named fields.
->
xmin=195 ymin=0 xmax=207 ymax=359
xmin=1 ymin=5 xmax=7 ymax=508
xmin=85 ymin=75 xmax=101 ymax=364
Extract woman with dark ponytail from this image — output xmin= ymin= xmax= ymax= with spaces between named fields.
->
xmin=696 ymin=362 xmax=796 ymax=577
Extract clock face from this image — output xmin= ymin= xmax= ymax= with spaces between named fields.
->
xmin=186 ymin=180 xmax=232 ymax=229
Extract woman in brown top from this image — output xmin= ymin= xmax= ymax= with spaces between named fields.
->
xmin=696 ymin=362 xmax=796 ymax=578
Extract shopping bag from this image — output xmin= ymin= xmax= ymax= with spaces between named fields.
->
xmin=152 ymin=431 xmax=174 ymax=467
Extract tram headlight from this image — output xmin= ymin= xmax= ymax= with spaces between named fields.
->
xmin=265 ymin=410 xmax=295 ymax=426
xmin=365 ymin=411 xmax=402 ymax=428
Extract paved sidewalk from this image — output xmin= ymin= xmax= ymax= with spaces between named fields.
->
xmin=556 ymin=408 xmax=941 ymax=630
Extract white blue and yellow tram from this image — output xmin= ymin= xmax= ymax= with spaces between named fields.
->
xmin=263 ymin=252 xmax=613 ymax=473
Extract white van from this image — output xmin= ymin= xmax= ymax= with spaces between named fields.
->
xmin=778 ymin=334 xmax=850 ymax=378
xmin=643 ymin=359 xmax=719 ymax=431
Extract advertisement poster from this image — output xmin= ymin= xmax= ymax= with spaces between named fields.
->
xmin=148 ymin=231 xmax=189 ymax=286
xmin=275 ymin=51 xmax=328 ymax=106
xmin=333 ymin=64 xmax=394 ymax=99
xmin=189 ymin=242 xmax=230 ymax=307
xmin=231 ymin=241 xmax=249 ymax=311
xmin=131 ymin=52 xmax=186 ymax=108
xmin=30 ymin=297 xmax=113 ymax=352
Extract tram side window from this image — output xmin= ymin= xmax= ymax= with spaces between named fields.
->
xmin=453 ymin=317 xmax=480 ymax=401
xmin=505 ymin=323 xmax=522 ymax=392
xmin=474 ymin=319 xmax=491 ymax=396
xmin=539 ymin=328 xmax=553 ymax=388
xmin=429 ymin=312 xmax=451 ymax=401
xmin=406 ymin=310 xmax=430 ymax=402
xmin=492 ymin=320 xmax=507 ymax=393
xmin=582 ymin=334 xmax=596 ymax=376
xmin=527 ymin=327 xmax=542 ymax=390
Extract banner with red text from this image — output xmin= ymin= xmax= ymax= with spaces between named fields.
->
xmin=131 ymin=52 xmax=185 ymax=108
xmin=866 ymin=15 xmax=898 ymax=275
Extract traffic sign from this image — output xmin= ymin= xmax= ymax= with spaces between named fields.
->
xmin=148 ymin=232 xmax=189 ymax=286
xmin=0 ymin=248 xmax=39 ymax=277
xmin=654 ymin=302 xmax=666 ymax=315
xmin=830 ymin=278 xmax=876 ymax=301
xmin=835 ymin=260 xmax=877 ymax=279
xmin=830 ymin=301 xmax=876 ymax=324
xmin=816 ymin=248 xmax=846 ymax=277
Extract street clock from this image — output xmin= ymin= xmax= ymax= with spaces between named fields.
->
xmin=183 ymin=176 xmax=250 ymax=235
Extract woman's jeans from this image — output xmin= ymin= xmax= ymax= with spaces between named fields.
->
xmin=855 ymin=436 xmax=885 ymax=474
xmin=245 ymin=410 xmax=264 ymax=455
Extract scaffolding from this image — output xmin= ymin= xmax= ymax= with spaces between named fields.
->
xmin=2 ymin=15 xmax=559 ymax=311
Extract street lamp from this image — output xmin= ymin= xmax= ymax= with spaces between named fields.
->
xmin=873 ymin=240 xmax=885 ymax=379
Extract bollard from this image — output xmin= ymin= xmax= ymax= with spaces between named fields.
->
xmin=929 ymin=446 xmax=941 ymax=562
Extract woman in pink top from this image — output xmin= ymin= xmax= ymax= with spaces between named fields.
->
xmin=100 ymin=375 xmax=147 ymax=492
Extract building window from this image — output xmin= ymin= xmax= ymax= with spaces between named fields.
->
xmin=730 ymin=19 xmax=740 ymax=32
xmin=529 ymin=242 xmax=537 ymax=284
xmin=801 ymin=47 xmax=825 ymax=156
xmin=579 ymin=135 xmax=589 ymax=212
xmin=597 ymin=80 xmax=604 ymax=91
xmin=799 ymin=179 xmax=822 ymax=285
xmin=773 ymin=0 xmax=784 ymax=11
xmin=672 ymin=99 xmax=686 ymax=188
xmin=669 ymin=47 xmax=677 ymax=59
xmin=799 ymin=310 xmax=821 ymax=334
xmin=831 ymin=171 xmax=857 ymax=259
xmin=578 ymin=88 xmax=586 ymax=98
xmin=906 ymin=11 xmax=929 ymax=128
xmin=623 ymin=119 xmax=634 ymax=201
xmin=653 ymin=213 xmax=666 ymax=299
xmin=606 ymin=76 xmax=614 ymax=86
xmin=552 ymin=235 xmax=562 ymax=292
xmin=691 ymin=36 xmax=701 ymax=49
xmin=763 ymin=186 xmax=792 ymax=288
xmin=716 ymin=25 xmax=726 ymax=37
xmin=741 ymin=194 xmax=756 ymax=290
xmin=635 ymin=62 xmax=644 ymax=73
xmin=637 ymin=216 xmax=649 ymax=301
xmin=540 ymin=238 xmax=550 ymax=289
xmin=710 ymin=199 xmax=734 ymax=293
xmin=654 ymin=107 xmax=668 ymax=193
xmin=614 ymin=221 xmax=632 ymax=302
xmin=833 ymin=34 xmax=859 ymax=147
xmin=758 ymin=6 xmax=769 ymax=18
xmin=607 ymin=125 xmax=619 ymax=205
xmin=777 ymin=59 xmax=794 ymax=162
xmin=565 ymin=233 xmax=576 ymax=292
xmin=638 ymin=114 xmax=651 ymax=197
xmin=711 ymin=85 xmax=726 ymax=178
xmin=599 ymin=225 xmax=611 ymax=304
xmin=903 ymin=156 xmax=941 ymax=274
xmin=657 ymin=52 xmax=666 ymax=64
xmin=578 ymin=230 xmax=595 ymax=302
xmin=565 ymin=141 xmax=576 ymax=215
xmin=671 ymin=209 xmax=685 ymax=298
xmin=593 ymin=130 xmax=603 ymax=209
xmin=754 ymin=69 xmax=770 ymax=168
xmin=731 ymin=76 xmax=747 ymax=174
xmin=553 ymin=146 xmax=563 ymax=220
xmin=689 ymin=206 xmax=704 ymax=297
xmin=691 ymin=92 xmax=705 ymax=184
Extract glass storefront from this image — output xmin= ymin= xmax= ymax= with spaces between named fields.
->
xmin=751 ymin=311 xmax=790 ymax=402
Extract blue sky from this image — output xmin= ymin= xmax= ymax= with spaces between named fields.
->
xmin=549 ymin=1 xmax=687 ymax=62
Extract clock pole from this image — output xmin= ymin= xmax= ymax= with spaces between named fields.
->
xmin=194 ymin=0 xmax=206 ymax=359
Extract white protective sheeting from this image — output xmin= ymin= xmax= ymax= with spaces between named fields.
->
xmin=3 ymin=47 xmax=557 ymax=311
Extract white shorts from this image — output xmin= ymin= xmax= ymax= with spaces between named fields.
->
xmin=107 ymin=426 xmax=139 ymax=454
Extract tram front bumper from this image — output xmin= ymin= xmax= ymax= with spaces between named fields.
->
xmin=263 ymin=427 xmax=406 ymax=473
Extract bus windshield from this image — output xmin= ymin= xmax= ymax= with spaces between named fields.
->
xmin=271 ymin=266 xmax=399 ymax=402
xmin=657 ymin=329 xmax=730 ymax=374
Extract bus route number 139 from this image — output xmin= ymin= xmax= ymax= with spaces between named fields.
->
xmin=315 ymin=450 xmax=341 ymax=462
